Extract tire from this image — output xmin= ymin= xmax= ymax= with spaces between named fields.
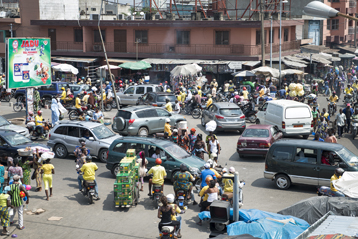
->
xmin=192 ymin=109 xmax=201 ymax=119
xmin=54 ymin=144 xmax=68 ymax=158
xmin=16 ymin=95 xmax=24 ymax=103
xmin=69 ymin=111 xmax=79 ymax=121
xmin=256 ymin=119 xmax=260 ymax=124
xmin=4 ymin=95 xmax=10 ymax=102
xmin=111 ymin=101 xmax=117 ymax=109
xmin=104 ymin=104 xmax=112 ymax=112
xmin=111 ymin=164 xmax=119 ymax=177
xmin=88 ymin=193 xmax=94 ymax=204
xmin=275 ymin=174 xmax=291 ymax=190
xmin=201 ymin=116 xmax=206 ymax=126
xmin=248 ymin=115 xmax=257 ymax=123
xmin=184 ymin=106 xmax=191 ymax=115
xmin=302 ymin=135 xmax=309 ymax=139
xmin=138 ymin=127 xmax=149 ymax=137
xmin=13 ymin=103 xmax=22 ymax=112
xmin=98 ymin=149 xmax=108 ymax=163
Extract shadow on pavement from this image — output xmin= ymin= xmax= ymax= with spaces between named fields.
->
xmin=67 ymin=183 xmax=78 ymax=189
xmin=251 ymin=177 xmax=318 ymax=194
xmin=228 ymin=152 xmax=264 ymax=163
xmin=62 ymin=177 xmax=77 ymax=182
xmin=185 ymin=215 xmax=209 ymax=233
xmin=97 ymin=171 xmax=114 ymax=179
xmin=64 ymin=192 xmax=93 ymax=206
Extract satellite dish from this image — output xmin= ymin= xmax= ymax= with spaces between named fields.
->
xmin=140 ymin=12 xmax=144 ymax=16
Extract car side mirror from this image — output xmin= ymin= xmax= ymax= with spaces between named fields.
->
xmin=3 ymin=144 xmax=9 ymax=147
xmin=161 ymin=156 xmax=167 ymax=162
xmin=258 ymin=107 xmax=263 ymax=111
xmin=88 ymin=137 xmax=95 ymax=141
xmin=339 ymin=162 xmax=348 ymax=168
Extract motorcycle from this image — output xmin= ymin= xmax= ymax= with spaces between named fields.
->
xmin=150 ymin=184 xmax=163 ymax=208
xmin=326 ymin=98 xmax=337 ymax=116
xmin=192 ymin=104 xmax=204 ymax=119
xmin=175 ymin=189 xmax=189 ymax=210
xmin=351 ymin=119 xmax=358 ymax=139
xmin=0 ymin=92 xmax=11 ymax=102
xmin=68 ymin=106 xmax=88 ymax=120
xmin=82 ymin=179 xmax=97 ymax=204
xmin=27 ymin=120 xmax=53 ymax=141
xmin=344 ymin=93 xmax=354 ymax=104
xmin=159 ymin=225 xmax=175 ymax=239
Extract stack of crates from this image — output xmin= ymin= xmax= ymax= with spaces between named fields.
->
xmin=114 ymin=149 xmax=140 ymax=207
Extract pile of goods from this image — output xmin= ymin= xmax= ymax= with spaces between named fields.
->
xmin=288 ymin=83 xmax=304 ymax=97
xmin=113 ymin=149 xmax=139 ymax=207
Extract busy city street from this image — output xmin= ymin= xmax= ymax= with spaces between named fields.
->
xmin=0 ymin=93 xmax=357 ymax=239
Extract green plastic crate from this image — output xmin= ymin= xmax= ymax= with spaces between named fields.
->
xmin=126 ymin=149 xmax=136 ymax=157
xmin=116 ymin=171 xmax=134 ymax=184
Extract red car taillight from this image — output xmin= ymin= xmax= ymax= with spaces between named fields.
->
xmin=215 ymin=115 xmax=225 ymax=120
xmin=128 ymin=119 xmax=135 ymax=126
xmin=259 ymin=143 xmax=271 ymax=148
xmin=282 ymin=121 xmax=286 ymax=129
xmin=311 ymin=120 xmax=313 ymax=128
xmin=106 ymin=150 xmax=109 ymax=159
xmin=152 ymin=103 xmax=158 ymax=106
xmin=240 ymin=115 xmax=245 ymax=119
xmin=49 ymin=134 xmax=51 ymax=138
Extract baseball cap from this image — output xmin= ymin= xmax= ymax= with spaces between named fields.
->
xmin=204 ymin=163 xmax=210 ymax=169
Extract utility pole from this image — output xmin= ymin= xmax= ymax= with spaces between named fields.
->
xmin=355 ymin=13 xmax=357 ymax=48
xmin=10 ymin=23 xmax=13 ymax=37
xmin=260 ymin=0 xmax=265 ymax=66
xmin=270 ymin=16 xmax=272 ymax=67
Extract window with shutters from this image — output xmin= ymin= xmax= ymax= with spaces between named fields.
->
xmin=215 ymin=31 xmax=229 ymax=45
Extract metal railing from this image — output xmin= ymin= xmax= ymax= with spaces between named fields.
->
xmin=53 ymin=40 xmax=301 ymax=56
xmin=349 ymin=27 xmax=355 ymax=35
xmin=350 ymin=0 xmax=356 ymax=8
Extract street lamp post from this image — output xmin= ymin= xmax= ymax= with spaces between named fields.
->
xmin=270 ymin=16 xmax=273 ymax=68
xmin=304 ymin=1 xmax=358 ymax=21
xmin=279 ymin=0 xmax=288 ymax=89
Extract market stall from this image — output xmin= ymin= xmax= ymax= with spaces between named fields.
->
xmin=170 ymin=63 xmax=202 ymax=90
xmin=52 ymin=63 xmax=79 ymax=83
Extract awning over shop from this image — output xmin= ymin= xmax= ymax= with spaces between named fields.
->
xmin=339 ymin=53 xmax=356 ymax=58
xmin=118 ymin=61 xmax=152 ymax=70
xmin=51 ymin=57 xmax=97 ymax=63
xmin=294 ymin=53 xmax=331 ymax=64
xmin=243 ymin=61 xmax=261 ymax=67
xmin=108 ymin=58 xmax=136 ymax=64
xmin=319 ymin=53 xmax=341 ymax=62
xmin=282 ymin=59 xmax=307 ymax=68
xmin=284 ymin=56 xmax=309 ymax=64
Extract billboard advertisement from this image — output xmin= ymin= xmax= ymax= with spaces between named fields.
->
xmin=6 ymin=38 xmax=51 ymax=89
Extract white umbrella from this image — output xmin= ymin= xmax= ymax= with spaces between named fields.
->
xmin=191 ymin=63 xmax=202 ymax=73
xmin=98 ymin=65 xmax=122 ymax=70
xmin=232 ymin=70 xmax=255 ymax=77
xmin=281 ymin=69 xmax=304 ymax=75
xmin=171 ymin=64 xmax=199 ymax=77
xmin=252 ymin=66 xmax=280 ymax=78
xmin=52 ymin=63 xmax=79 ymax=75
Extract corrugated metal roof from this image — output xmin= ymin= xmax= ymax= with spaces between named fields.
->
xmin=319 ymin=53 xmax=341 ymax=62
xmin=308 ymin=215 xmax=358 ymax=237
xmin=282 ymin=59 xmax=307 ymax=68
xmin=142 ymin=58 xmax=260 ymax=67
xmin=294 ymin=53 xmax=331 ymax=64
xmin=51 ymin=57 xmax=97 ymax=63
xmin=283 ymin=56 xmax=308 ymax=64
xmin=108 ymin=58 xmax=136 ymax=63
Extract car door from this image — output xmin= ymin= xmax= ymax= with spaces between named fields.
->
xmin=134 ymin=86 xmax=145 ymax=104
xmin=290 ymin=147 xmax=319 ymax=186
xmin=0 ymin=135 xmax=9 ymax=159
xmin=127 ymin=142 xmax=146 ymax=158
xmin=203 ymin=104 xmax=212 ymax=123
xmin=108 ymin=142 xmax=127 ymax=164
xmin=161 ymin=151 xmax=178 ymax=179
xmin=135 ymin=109 xmax=159 ymax=134
xmin=317 ymin=150 xmax=343 ymax=187
xmin=121 ymin=87 xmax=135 ymax=105
xmin=79 ymin=127 xmax=97 ymax=155
xmin=257 ymin=103 xmax=268 ymax=124
xmin=156 ymin=108 xmax=172 ymax=131
xmin=65 ymin=126 xmax=81 ymax=153
xmin=208 ymin=104 xmax=218 ymax=122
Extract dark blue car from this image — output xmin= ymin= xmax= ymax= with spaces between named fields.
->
xmin=0 ymin=130 xmax=51 ymax=162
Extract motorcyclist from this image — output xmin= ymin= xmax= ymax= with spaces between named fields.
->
xmin=164 ymin=118 xmax=172 ymax=137
xmin=344 ymin=84 xmax=354 ymax=101
xmin=242 ymin=87 xmax=249 ymax=100
xmin=75 ymin=93 xmax=82 ymax=111
xmin=147 ymin=158 xmax=167 ymax=196
xmin=330 ymin=168 xmax=345 ymax=197
xmin=173 ymin=164 xmax=197 ymax=205
xmin=164 ymin=98 xmax=172 ymax=113
xmin=200 ymin=163 xmax=216 ymax=188
xmin=222 ymin=167 xmax=235 ymax=193
xmin=328 ymin=91 xmax=338 ymax=112
xmin=197 ymin=86 xmax=202 ymax=97
xmin=206 ymin=94 xmax=213 ymax=108
xmin=34 ymin=110 xmax=45 ymax=137
xmin=27 ymin=111 xmax=35 ymax=123
xmin=166 ymin=194 xmax=184 ymax=238
xmin=191 ymin=91 xmax=201 ymax=112
xmin=79 ymin=156 xmax=100 ymax=200
xmin=60 ymin=87 xmax=66 ymax=104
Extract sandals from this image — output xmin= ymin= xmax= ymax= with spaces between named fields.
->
xmin=1 ymin=231 xmax=9 ymax=235
xmin=18 ymin=226 xmax=25 ymax=230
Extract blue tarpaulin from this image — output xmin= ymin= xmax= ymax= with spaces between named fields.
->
xmin=226 ymin=209 xmax=310 ymax=239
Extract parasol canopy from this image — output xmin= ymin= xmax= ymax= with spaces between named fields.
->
xmin=232 ymin=70 xmax=255 ymax=77
xmin=52 ymin=63 xmax=79 ymax=75
xmin=118 ymin=61 xmax=152 ymax=70
xmin=171 ymin=63 xmax=201 ymax=77
xmin=252 ymin=66 xmax=280 ymax=78
xmin=98 ymin=65 xmax=121 ymax=70
xmin=281 ymin=69 xmax=304 ymax=75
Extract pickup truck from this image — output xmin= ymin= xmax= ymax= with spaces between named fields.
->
xmin=14 ymin=82 xmax=69 ymax=104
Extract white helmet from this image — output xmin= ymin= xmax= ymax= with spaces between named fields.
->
xmin=165 ymin=118 xmax=170 ymax=123
xmin=229 ymin=167 xmax=235 ymax=173
xmin=234 ymin=91 xmax=238 ymax=95
xmin=207 ymin=159 xmax=213 ymax=168
xmin=166 ymin=194 xmax=175 ymax=203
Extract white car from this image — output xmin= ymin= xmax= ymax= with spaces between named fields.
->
xmin=0 ymin=116 xmax=30 ymax=138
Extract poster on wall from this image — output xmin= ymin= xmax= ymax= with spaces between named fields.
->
xmin=26 ymin=87 xmax=34 ymax=114
xmin=6 ymin=38 xmax=51 ymax=89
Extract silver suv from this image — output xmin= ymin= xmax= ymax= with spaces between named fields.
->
xmin=116 ymin=84 xmax=163 ymax=106
xmin=48 ymin=121 xmax=121 ymax=162
xmin=112 ymin=106 xmax=186 ymax=136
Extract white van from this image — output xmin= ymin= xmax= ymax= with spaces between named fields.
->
xmin=256 ymin=100 xmax=313 ymax=138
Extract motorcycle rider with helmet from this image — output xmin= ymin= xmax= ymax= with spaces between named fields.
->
xmin=147 ymin=158 xmax=167 ymax=196
xmin=330 ymin=168 xmax=345 ymax=197
xmin=328 ymin=91 xmax=338 ymax=113
xmin=173 ymin=164 xmax=197 ymax=205
xmin=79 ymin=156 xmax=100 ymax=200
xmin=166 ymin=194 xmax=184 ymax=238
xmin=35 ymin=110 xmax=45 ymax=137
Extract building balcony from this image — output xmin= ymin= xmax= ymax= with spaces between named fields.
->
xmin=349 ymin=0 xmax=357 ymax=8
xmin=51 ymin=40 xmax=301 ymax=60
xmin=349 ymin=27 xmax=355 ymax=35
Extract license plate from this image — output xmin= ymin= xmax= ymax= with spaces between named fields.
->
xmin=179 ymin=202 xmax=183 ymax=206
xmin=241 ymin=142 xmax=247 ymax=147
xmin=294 ymin=125 xmax=303 ymax=128
xmin=227 ymin=119 xmax=236 ymax=122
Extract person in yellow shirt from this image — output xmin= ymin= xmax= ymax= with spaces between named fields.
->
xmin=206 ymin=94 xmax=213 ymax=108
xmin=82 ymin=91 xmax=89 ymax=105
xmin=177 ymin=93 xmax=182 ymax=102
xmin=75 ymin=94 xmax=82 ymax=109
xmin=166 ymin=194 xmax=184 ymax=237
xmin=199 ymin=175 xmax=213 ymax=202
xmin=35 ymin=110 xmax=45 ymax=136
xmin=80 ymin=157 xmax=99 ymax=199
xmin=164 ymin=99 xmax=172 ymax=112
xmin=330 ymin=168 xmax=345 ymax=197
xmin=60 ymin=87 xmax=66 ymax=103
xmin=197 ymin=86 xmax=202 ymax=97
xmin=345 ymin=84 xmax=354 ymax=94
xmin=41 ymin=159 xmax=55 ymax=201
xmin=147 ymin=158 xmax=167 ymax=196
xmin=164 ymin=118 xmax=172 ymax=136
xmin=181 ymin=91 xmax=186 ymax=103
xmin=207 ymin=159 xmax=222 ymax=180
xmin=242 ymin=87 xmax=249 ymax=100
xmin=222 ymin=167 xmax=235 ymax=193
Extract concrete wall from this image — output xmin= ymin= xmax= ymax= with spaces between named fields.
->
xmin=39 ymin=0 xmax=79 ymax=20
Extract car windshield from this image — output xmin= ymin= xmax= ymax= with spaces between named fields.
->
xmin=157 ymin=95 xmax=176 ymax=103
xmin=91 ymin=125 xmax=115 ymax=140
xmin=242 ymin=129 xmax=269 ymax=138
xmin=2 ymin=133 xmax=31 ymax=146
xmin=337 ymin=147 xmax=358 ymax=167
xmin=163 ymin=143 xmax=190 ymax=159
xmin=219 ymin=108 xmax=242 ymax=116
xmin=0 ymin=117 xmax=10 ymax=127
xmin=70 ymin=86 xmax=81 ymax=92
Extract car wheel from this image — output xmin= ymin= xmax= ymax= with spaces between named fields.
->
xmin=249 ymin=115 xmax=257 ymax=123
xmin=98 ymin=149 xmax=108 ymax=163
xmin=256 ymin=119 xmax=260 ymax=124
xmin=111 ymin=164 xmax=119 ymax=177
xmin=201 ymin=116 xmax=206 ymax=126
xmin=138 ymin=127 xmax=149 ymax=137
xmin=275 ymin=174 xmax=291 ymax=190
xmin=54 ymin=144 xmax=68 ymax=158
